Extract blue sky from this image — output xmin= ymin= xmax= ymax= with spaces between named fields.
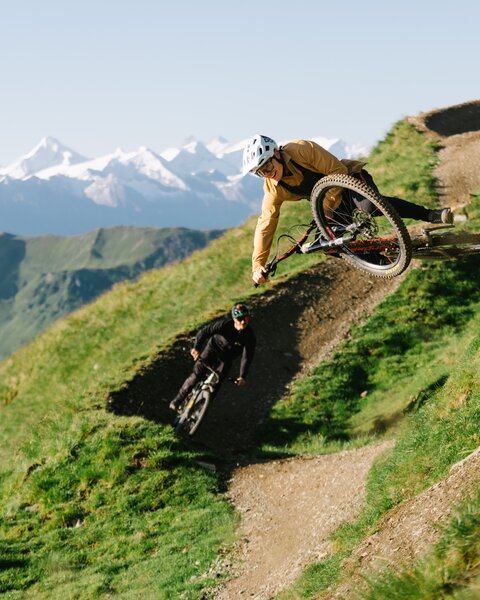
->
xmin=1 ymin=0 xmax=479 ymax=165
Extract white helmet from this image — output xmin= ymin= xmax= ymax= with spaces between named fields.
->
xmin=242 ymin=134 xmax=278 ymax=175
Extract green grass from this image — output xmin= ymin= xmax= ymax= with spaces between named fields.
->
xmin=358 ymin=489 xmax=480 ymax=600
xmin=274 ymin=312 xmax=480 ymax=599
xmin=267 ymin=124 xmax=480 ymax=598
xmin=366 ymin=119 xmax=439 ymax=206
xmin=0 ymin=419 xmax=237 ymax=598
xmin=0 ymin=184 xmax=318 ymax=597
xmin=256 ymin=255 xmax=480 ymax=456
xmin=1 ymin=117 xmax=479 ymax=598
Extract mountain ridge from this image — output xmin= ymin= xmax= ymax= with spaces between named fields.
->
xmin=0 ymin=225 xmax=223 ymax=359
xmin=0 ymin=135 xmax=369 ymax=236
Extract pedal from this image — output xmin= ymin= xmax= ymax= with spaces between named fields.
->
xmin=170 ymin=400 xmax=185 ymax=414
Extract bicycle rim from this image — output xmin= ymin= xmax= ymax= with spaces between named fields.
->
xmin=174 ymin=388 xmax=200 ymax=435
xmin=188 ymin=390 xmax=211 ymax=435
xmin=311 ymin=174 xmax=412 ymax=278
xmin=176 ymin=389 xmax=211 ymax=436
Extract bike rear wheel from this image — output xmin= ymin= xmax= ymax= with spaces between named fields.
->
xmin=311 ymin=174 xmax=412 ymax=278
xmin=174 ymin=388 xmax=211 ymax=436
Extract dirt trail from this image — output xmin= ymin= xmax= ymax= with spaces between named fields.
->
xmin=409 ymin=99 xmax=480 ymax=207
xmin=109 ymin=260 xmax=401 ymax=453
xmin=214 ymin=442 xmax=393 ymax=600
xmin=326 ymin=446 xmax=480 ymax=599
xmin=108 ymin=100 xmax=480 ymax=599
xmin=207 ymin=100 xmax=480 ymax=599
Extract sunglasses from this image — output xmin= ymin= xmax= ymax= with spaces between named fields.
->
xmin=256 ymin=157 xmax=276 ymax=177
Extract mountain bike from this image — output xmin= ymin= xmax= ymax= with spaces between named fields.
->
xmin=262 ymin=174 xmax=480 ymax=280
xmin=173 ymin=363 xmax=220 ymax=436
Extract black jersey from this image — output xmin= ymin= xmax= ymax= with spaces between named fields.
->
xmin=194 ymin=316 xmax=256 ymax=378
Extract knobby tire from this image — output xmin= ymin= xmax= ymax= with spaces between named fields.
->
xmin=174 ymin=388 xmax=211 ymax=436
xmin=311 ymin=174 xmax=412 ymax=278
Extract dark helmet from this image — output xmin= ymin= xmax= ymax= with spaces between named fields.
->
xmin=231 ymin=302 xmax=250 ymax=320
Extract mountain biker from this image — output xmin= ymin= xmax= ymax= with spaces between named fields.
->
xmin=243 ymin=135 xmax=454 ymax=285
xmin=169 ymin=303 xmax=256 ymax=412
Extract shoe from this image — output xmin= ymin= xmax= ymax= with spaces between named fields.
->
xmin=428 ymin=208 xmax=453 ymax=225
xmin=169 ymin=399 xmax=179 ymax=412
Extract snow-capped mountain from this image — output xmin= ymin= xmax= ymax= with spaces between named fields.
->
xmin=0 ymin=136 xmax=87 ymax=180
xmin=160 ymin=138 xmax=237 ymax=178
xmin=0 ymin=135 xmax=369 ymax=236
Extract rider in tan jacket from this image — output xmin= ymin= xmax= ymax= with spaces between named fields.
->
xmin=242 ymin=135 xmax=453 ymax=285
xmin=252 ymin=139 xmax=365 ymax=273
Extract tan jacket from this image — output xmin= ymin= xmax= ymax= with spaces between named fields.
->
xmin=252 ymin=139 xmax=365 ymax=271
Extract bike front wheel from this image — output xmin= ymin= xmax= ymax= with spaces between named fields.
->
xmin=311 ymin=174 xmax=412 ymax=278
xmin=174 ymin=388 xmax=211 ymax=436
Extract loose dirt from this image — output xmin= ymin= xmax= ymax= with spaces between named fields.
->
xmin=410 ymin=100 xmax=480 ymax=208
xmin=213 ymin=442 xmax=393 ymax=600
xmin=325 ymin=446 xmax=480 ymax=599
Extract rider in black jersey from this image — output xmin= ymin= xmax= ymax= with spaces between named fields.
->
xmin=169 ymin=303 xmax=256 ymax=412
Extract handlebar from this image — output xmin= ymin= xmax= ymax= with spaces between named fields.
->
xmin=253 ymin=221 xmax=317 ymax=287
xmin=198 ymin=361 xmax=244 ymax=386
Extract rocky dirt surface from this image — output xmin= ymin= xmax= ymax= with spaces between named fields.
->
xmin=110 ymin=100 xmax=480 ymax=599
xmin=325 ymin=446 xmax=480 ymax=599
xmin=409 ymin=99 xmax=480 ymax=208
xmin=213 ymin=442 xmax=393 ymax=600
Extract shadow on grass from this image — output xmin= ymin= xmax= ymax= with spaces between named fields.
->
xmin=107 ymin=268 xmax=337 ymax=455
xmin=108 ymin=254 xmax=480 ymax=457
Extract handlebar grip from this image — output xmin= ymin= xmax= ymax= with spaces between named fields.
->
xmin=253 ymin=263 xmax=274 ymax=287
xmin=253 ymin=277 xmax=269 ymax=288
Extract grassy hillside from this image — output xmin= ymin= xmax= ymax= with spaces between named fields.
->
xmin=270 ymin=150 xmax=480 ymax=596
xmin=1 ymin=119 xmax=479 ymax=598
xmin=0 ymin=226 xmax=222 ymax=360
xmin=277 ymin=309 xmax=480 ymax=599
xmin=0 ymin=176 xmax=319 ymax=597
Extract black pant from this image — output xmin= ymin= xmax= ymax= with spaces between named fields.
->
xmin=173 ymin=354 xmax=231 ymax=405
xmin=350 ymin=170 xmax=430 ymax=221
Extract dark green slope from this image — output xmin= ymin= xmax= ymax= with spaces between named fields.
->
xmin=0 ymin=225 xmax=222 ymax=359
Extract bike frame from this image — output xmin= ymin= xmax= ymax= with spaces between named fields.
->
xmin=186 ymin=365 xmax=219 ymax=405
xmin=263 ymin=222 xmax=480 ymax=279
xmin=264 ymin=221 xmax=401 ymax=278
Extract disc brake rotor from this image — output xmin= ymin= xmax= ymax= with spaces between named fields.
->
xmin=352 ymin=209 xmax=378 ymax=238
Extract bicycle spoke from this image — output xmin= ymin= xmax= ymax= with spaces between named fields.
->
xmin=311 ymin=175 xmax=411 ymax=278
